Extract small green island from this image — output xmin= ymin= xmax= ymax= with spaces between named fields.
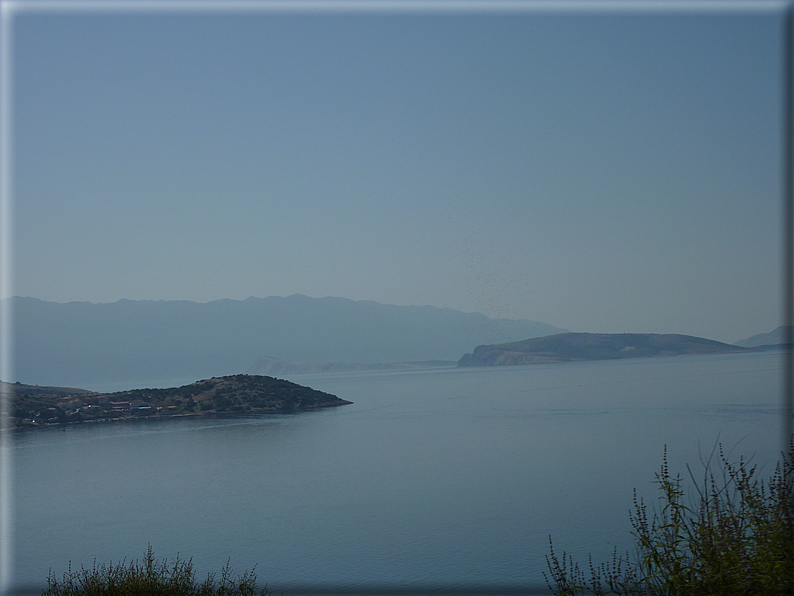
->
xmin=8 ymin=374 xmax=352 ymax=429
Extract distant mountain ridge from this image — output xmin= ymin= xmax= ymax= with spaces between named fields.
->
xmin=458 ymin=332 xmax=753 ymax=367
xmin=735 ymin=325 xmax=793 ymax=348
xmin=9 ymin=295 xmax=566 ymax=389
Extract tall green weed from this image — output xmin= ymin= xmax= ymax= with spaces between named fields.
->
xmin=545 ymin=440 xmax=794 ymax=595
xmin=42 ymin=545 xmax=268 ymax=596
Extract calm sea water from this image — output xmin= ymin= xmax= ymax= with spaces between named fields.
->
xmin=10 ymin=352 xmax=784 ymax=593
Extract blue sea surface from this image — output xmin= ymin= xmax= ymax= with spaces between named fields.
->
xmin=10 ymin=352 xmax=784 ymax=593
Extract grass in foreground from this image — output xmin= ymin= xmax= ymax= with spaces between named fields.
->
xmin=43 ymin=545 xmax=268 ymax=596
xmin=546 ymin=440 xmax=794 ymax=595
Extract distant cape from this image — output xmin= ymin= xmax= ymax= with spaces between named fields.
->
xmin=458 ymin=332 xmax=754 ymax=367
xmin=8 ymin=295 xmax=566 ymax=389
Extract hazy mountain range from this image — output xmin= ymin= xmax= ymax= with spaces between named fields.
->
xmin=734 ymin=325 xmax=793 ymax=349
xmin=8 ymin=295 xmax=566 ymax=389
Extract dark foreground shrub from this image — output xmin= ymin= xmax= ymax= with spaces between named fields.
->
xmin=43 ymin=545 xmax=269 ymax=596
xmin=546 ymin=440 xmax=794 ymax=595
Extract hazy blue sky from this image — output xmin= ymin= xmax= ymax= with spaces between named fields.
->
xmin=7 ymin=2 xmax=786 ymax=343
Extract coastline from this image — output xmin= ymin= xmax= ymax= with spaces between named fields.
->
xmin=9 ymin=374 xmax=353 ymax=430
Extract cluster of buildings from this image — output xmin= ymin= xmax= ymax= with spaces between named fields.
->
xmin=18 ymin=395 xmax=155 ymax=427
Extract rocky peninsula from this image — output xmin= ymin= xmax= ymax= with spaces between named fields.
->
xmin=8 ymin=374 xmax=351 ymax=429
xmin=458 ymin=332 xmax=755 ymax=367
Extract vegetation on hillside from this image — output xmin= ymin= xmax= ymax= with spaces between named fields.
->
xmin=114 ymin=374 xmax=349 ymax=414
xmin=12 ymin=374 xmax=351 ymax=429
xmin=43 ymin=546 xmax=268 ymax=596
xmin=546 ymin=440 xmax=794 ymax=595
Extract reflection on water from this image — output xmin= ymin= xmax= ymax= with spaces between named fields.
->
xmin=12 ymin=352 xmax=783 ymax=591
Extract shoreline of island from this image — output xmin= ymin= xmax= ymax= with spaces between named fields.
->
xmin=7 ymin=374 xmax=352 ymax=430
